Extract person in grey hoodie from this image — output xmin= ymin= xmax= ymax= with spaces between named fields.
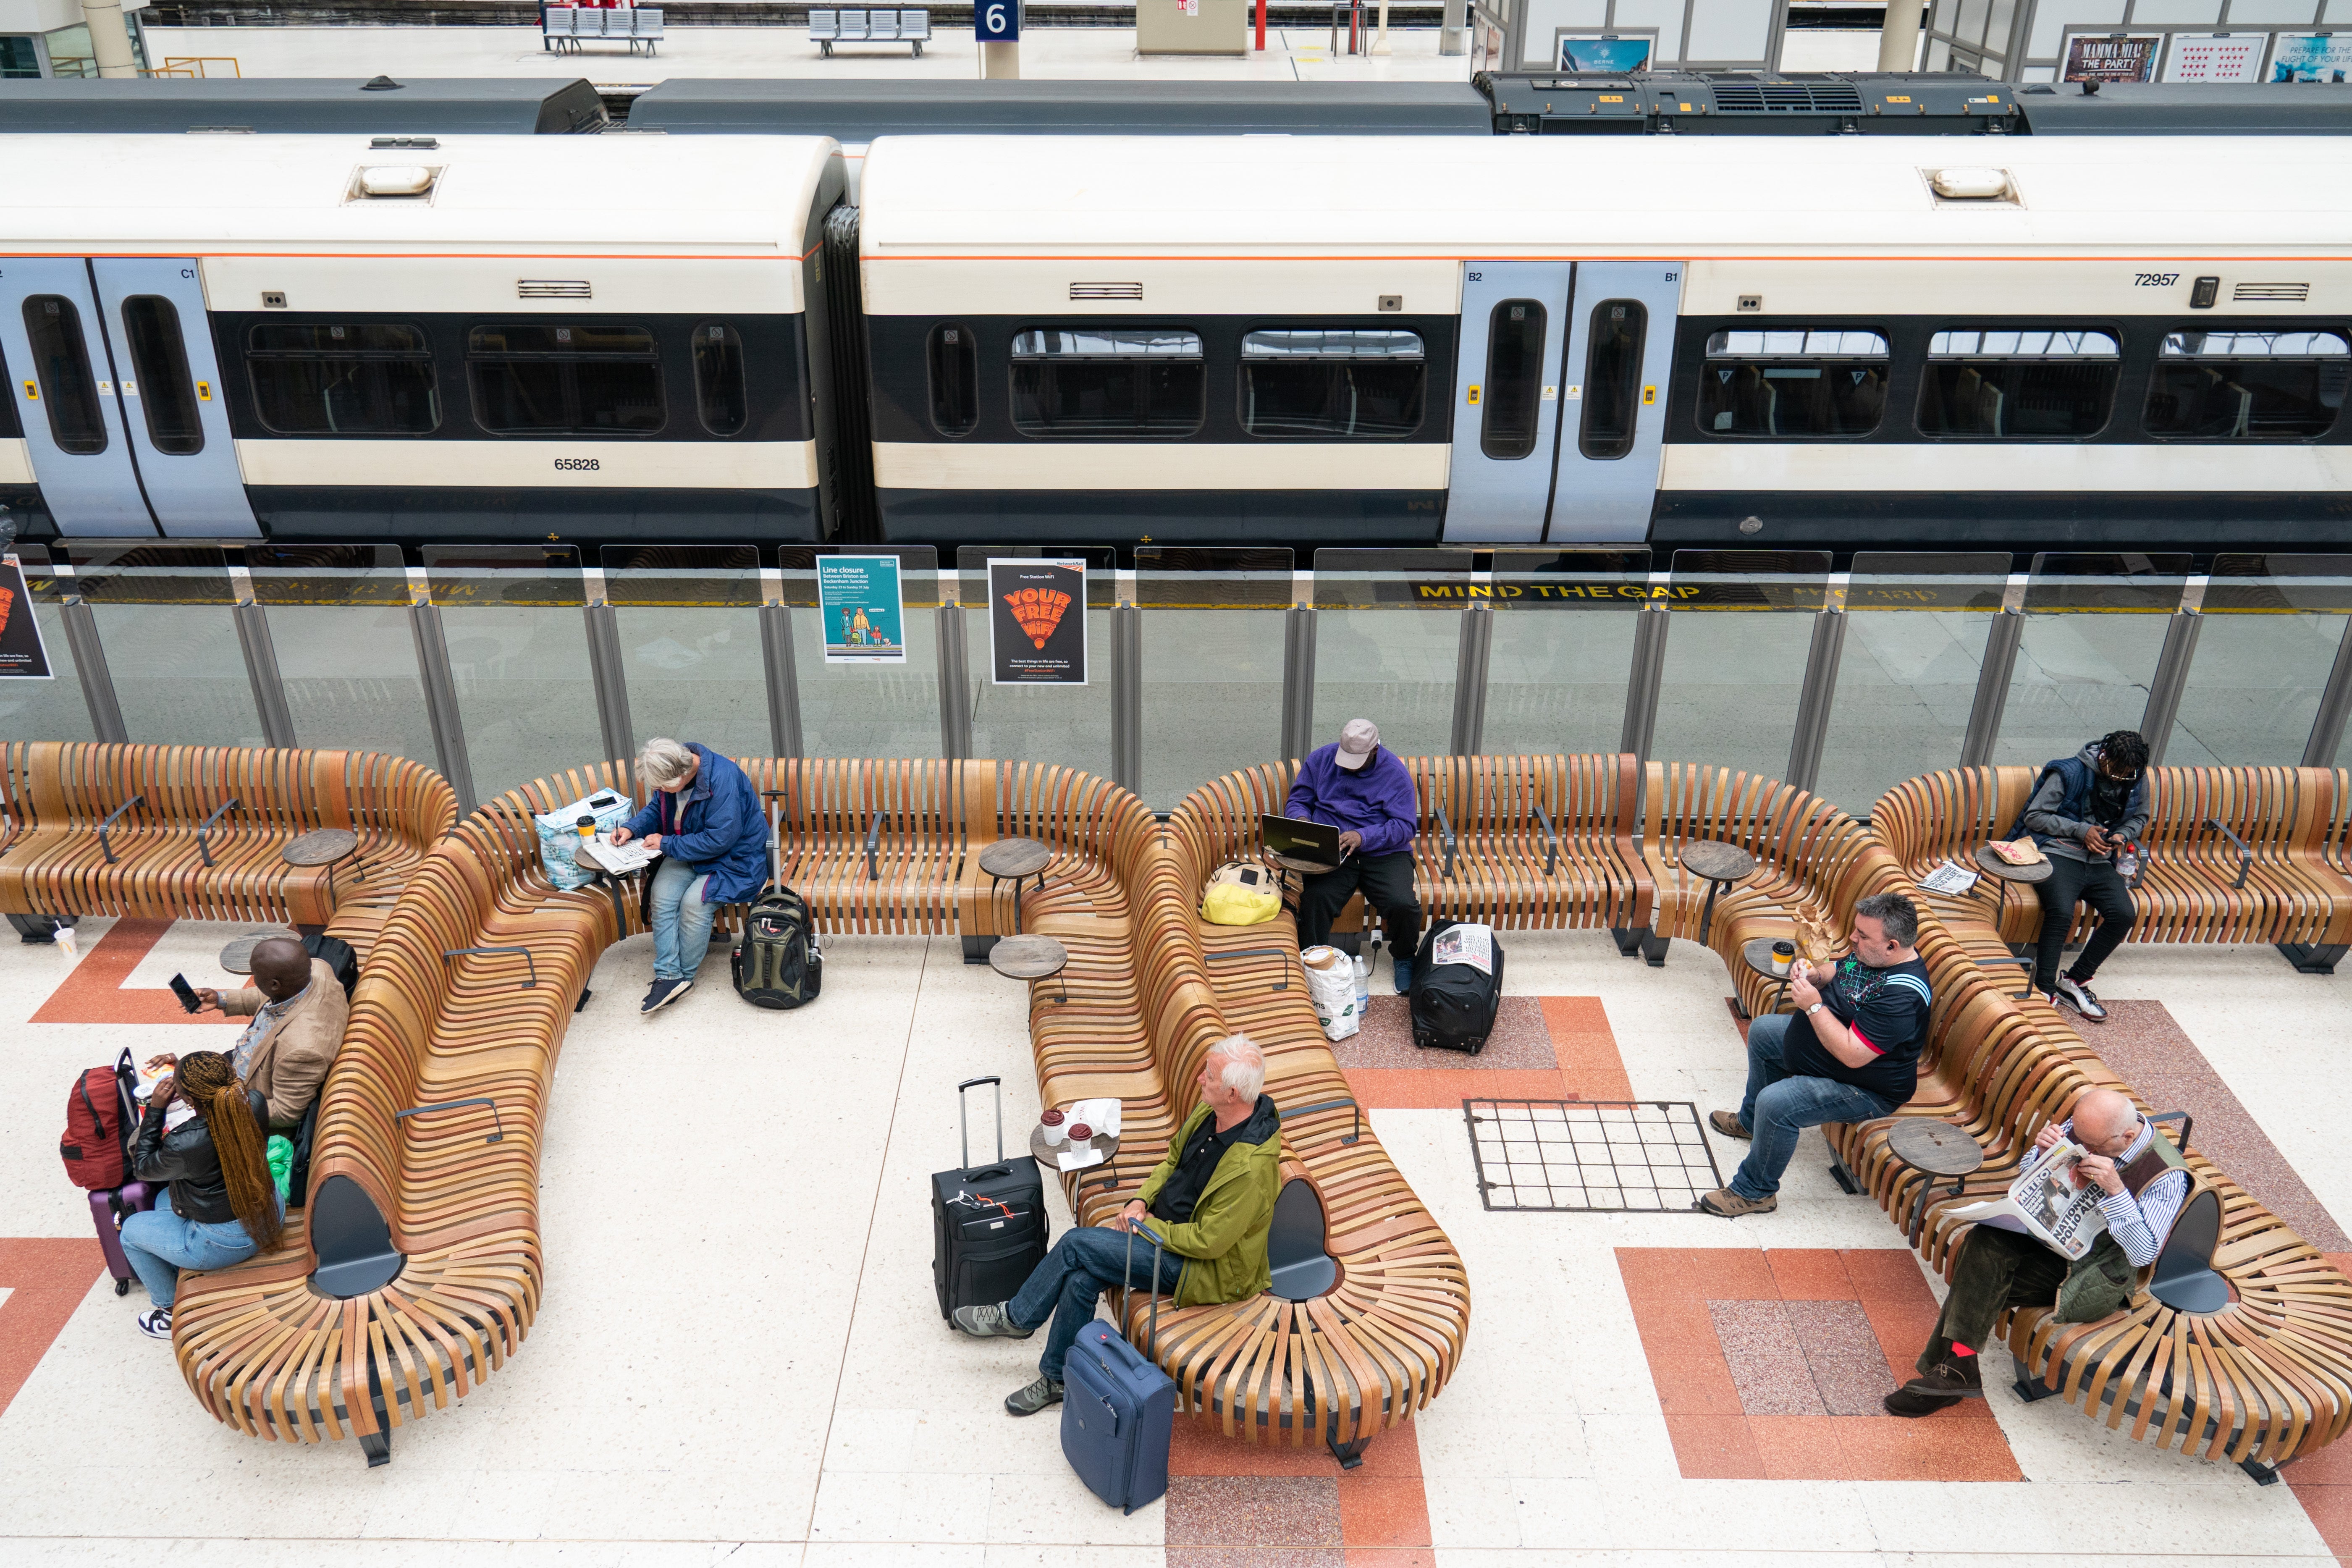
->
xmin=2014 ymin=728 xmax=2150 ymax=1022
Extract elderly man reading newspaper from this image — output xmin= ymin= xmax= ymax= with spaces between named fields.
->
xmin=1884 ymin=1088 xmax=2191 ymax=1416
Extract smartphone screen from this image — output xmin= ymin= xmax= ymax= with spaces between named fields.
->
xmin=167 ymin=973 xmax=201 ymax=1014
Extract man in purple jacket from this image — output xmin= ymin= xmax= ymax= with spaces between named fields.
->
xmin=1286 ymin=719 xmax=1424 ymax=992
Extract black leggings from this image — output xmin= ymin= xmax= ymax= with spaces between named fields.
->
xmin=2031 ymin=855 xmax=2135 ymax=993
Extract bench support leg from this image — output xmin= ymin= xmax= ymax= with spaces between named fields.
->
xmin=574 ymin=988 xmax=593 ymax=1014
xmin=962 ymin=935 xmax=999 ymax=966
xmin=2277 ymin=941 xmax=2346 ymax=975
xmin=1825 ymin=1148 xmax=1861 ymax=1196
xmin=1609 ymin=924 xmax=1648 ymax=959
xmin=359 ymin=1355 xmax=393 ymax=1467
xmin=2242 ymin=1458 xmax=2283 ymax=1486
xmin=1639 ymin=929 xmax=1670 ymax=968
xmin=2009 ymin=1356 xmax=2058 ymax=1404
xmin=1326 ymin=1430 xmax=1368 ymax=1470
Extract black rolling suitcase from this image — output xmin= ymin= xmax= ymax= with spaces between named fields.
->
xmin=931 ymin=1075 xmax=1050 ymax=1319
xmin=1409 ymin=919 xmax=1505 ymax=1054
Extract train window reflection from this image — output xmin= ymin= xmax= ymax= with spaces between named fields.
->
xmin=1479 ymin=301 xmax=1545 ymax=459
xmin=692 ymin=323 xmax=747 ymax=436
xmin=120 ymin=296 xmax=203 ymax=455
xmin=23 ymin=295 xmax=107 ymax=455
xmin=1917 ymin=328 xmax=2119 ymax=439
xmin=1579 ymin=299 xmax=1647 ymax=460
xmin=467 ymin=324 xmax=664 ymax=436
xmin=1698 ymin=328 xmax=1888 ymax=439
xmin=1009 ymin=328 xmax=1203 ymax=439
xmin=246 ymin=322 xmax=440 ymax=435
xmin=2144 ymin=330 xmax=2349 ymax=441
xmin=929 ymin=323 xmax=979 ymax=436
xmin=1240 ymin=328 xmax=1424 ymax=438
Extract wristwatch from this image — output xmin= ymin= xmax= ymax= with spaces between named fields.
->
xmin=1806 ymin=1002 xmax=1825 ymax=1016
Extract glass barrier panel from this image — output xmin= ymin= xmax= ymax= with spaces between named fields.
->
xmin=1649 ymin=553 xmax=1832 ymax=781
xmin=1308 ymin=548 xmax=1471 ymax=761
xmin=1141 ymin=601 xmax=1287 ymax=809
xmin=1480 ymin=551 xmax=1654 ymax=758
xmin=1996 ymin=566 xmax=2184 ymax=768
xmin=421 ymin=545 xmax=601 ymax=800
xmin=782 ymin=548 xmax=943 ymax=760
xmin=1815 ymin=554 xmax=2010 ymax=813
xmin=2172 ymin=558 xmax=2352 ymax=766
xmin=0 ymin=550 xmax=93 ymax=743
xmin=63 ymin=544 xmax=260 ymax=745
xmin=966 ymin=610 xmax=1114 ymax=778
xmin=601 ymin=545 xmax=768 ymax=760
xmin=247 ymin=545 xmax=437 ymax=766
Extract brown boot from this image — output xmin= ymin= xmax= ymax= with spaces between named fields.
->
xmin=1695 ymin=1186 xmax=1776 ymax=1218
xmin=1708 ymin=1110 xmax=1752 ymax=1141
xmin=1901 ymin=1360 xmax=1985 ymax=1400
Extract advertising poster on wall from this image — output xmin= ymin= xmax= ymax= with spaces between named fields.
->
xmin=2062 ymin=31 xmax=2161 ymax=81
xmin=816 ymin=554 xmax=907 ymax=664
xmin=989 ymin=558 xmax=1088 ymax=686
xmin=1558 ymin=32 xmax=1652 ymax=71
xmin=0 ymin=557 xmax=54 ymax=680
xmin=2163 ymin=31 xmax=2266 ymax=81
xmin=2271 ymin=32 xmax=2352 ymax=81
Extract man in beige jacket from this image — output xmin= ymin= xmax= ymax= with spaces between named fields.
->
xmin=148 ymin=936 xmax=349 ymax=1132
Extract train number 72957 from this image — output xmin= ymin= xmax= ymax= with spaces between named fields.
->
xmin=2134 ymin=272 xmax=2182 ymax=288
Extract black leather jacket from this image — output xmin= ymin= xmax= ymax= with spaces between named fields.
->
xmin=130 ymin=1090 xmax=266 ymax=1227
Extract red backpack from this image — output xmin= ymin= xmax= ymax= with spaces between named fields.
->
xmin=61 ymin=1049 xmax=139 ymax=1191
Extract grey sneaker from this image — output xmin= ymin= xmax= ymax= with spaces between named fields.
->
xmin=951 ymin=1301 xmax=1035 ymax=1340
xmin=2055 ymin=975 xmax=2107 ymax=1023
xmin=1005 ymin=1374 xmax=1064 ymax=1416
xmin=1708 ymin=1110 xmax=1752 ymax=1141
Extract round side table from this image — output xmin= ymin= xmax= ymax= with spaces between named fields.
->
xmin=283 ymin=827 xmax=360 ymax=911
xmin=1739 ymin=935 xmax=1801 ymax=1017
xmin=220 ymin=929 xmax=300 ymax=977
xmin=1885 ymin=1117 xmax=1985 ymax=1247
xmin=980 ymin=838 xmax=1053 ymax=933
xmin=989 ymin=932 xmax=1068 ymax=1004
xmin=1679 ymin=840 xmax=1757 ymax=948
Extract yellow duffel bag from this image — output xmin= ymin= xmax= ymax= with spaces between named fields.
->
xmin=1202 ymin=860 xmax=1280 ymax=926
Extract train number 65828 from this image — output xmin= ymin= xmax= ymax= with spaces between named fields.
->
xmin=2134 ymin=272 xmax=2182 ymax=288
xmin=553 ymin=457 xmax=600 ymax=471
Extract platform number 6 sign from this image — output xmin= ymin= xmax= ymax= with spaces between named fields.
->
xmin=978 ymin=0 xmax=1018 ymax=38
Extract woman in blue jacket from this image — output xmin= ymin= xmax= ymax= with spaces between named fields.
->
xmin=611 ymin=738 xmax=773 ymax=1013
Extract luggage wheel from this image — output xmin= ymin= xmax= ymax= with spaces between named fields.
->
xmin=114 ymin=1278 xmax=130 ymax=1297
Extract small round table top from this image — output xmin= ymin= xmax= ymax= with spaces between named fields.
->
xmin=1885 ymin=1117 xmax=1986 ymax=1179
xmin=1741 ymin=935 xmax=1802 ymax=980
xmin=1973 ymin=844 xmax=2054 ymax=884
xmin=282 ymin=828 xmax=359 ymax=867
xmin=1266 ymin=850 xmax=1339 ymax=876
xmin=989 ymin=933 xmax=1069 ymax=981
xmin=1681 ymin=840 xmax=1758 ymax=884
xmin=219 ymin=930 xmax=299 ymax=976
xmin=979 ymin=837 xmax=1053 ymax=881
xmin=1030 ymin=1119 xmax=1122 ymax=1170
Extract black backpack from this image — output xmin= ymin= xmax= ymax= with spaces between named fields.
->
xmin=301 ymin=932 xmax=360 ymax=999
xmin=1409 ymin=919 xmax=1505 ymax=1054
xmin=732 ymin=886 xmax=821 ymax=1009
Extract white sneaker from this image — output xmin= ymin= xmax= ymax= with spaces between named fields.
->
xmin=2055 ymin=975 xmax=2107 ymax=1022
xmin=136 ymin=1307 xmax=172 ymax=1340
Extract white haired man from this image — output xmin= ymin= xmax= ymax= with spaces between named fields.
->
xmin=953 ymin=1034 xmax=1284 ymax=1416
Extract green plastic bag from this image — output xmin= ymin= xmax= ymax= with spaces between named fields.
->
xmin=266 ymin=1135 xmax=294 ymax=1202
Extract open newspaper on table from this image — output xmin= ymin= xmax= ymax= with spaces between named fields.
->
xmin=1948 ymin=1139 xmax=2110 ymax=1260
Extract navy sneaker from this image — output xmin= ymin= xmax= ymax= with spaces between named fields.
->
xmin=1393 ymin=958 xmax=1413 ymax=994
xmin=641 ymin=978 xmax=693 ymax=1015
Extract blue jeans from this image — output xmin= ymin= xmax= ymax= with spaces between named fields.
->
xmin=650 ymin=856 xmax=718 ymax=981
xmin=1008 ymin=1224 xmax=1186 ymax=1381
xmin=1730 ymin=1013 xmax=1897 ymax=1201
xmin=120 ymin=1186 xmax=264 ymax=1308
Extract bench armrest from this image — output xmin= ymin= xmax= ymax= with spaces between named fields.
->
xmin=1432 ymin=803 xmax=1456 ymax=881
xmin=441 ymin=945 xmax=538 ymax=989
xmin=864 ymin=811 xmax=883 ymax=880
xmin=2203 ymin=817 xmax=2253 ymax=889
xmin=1204 ymin=947 xmax=1289 ymax=990
xmin=196 ymin=797 xmax=240 ymax=870
xmin=97 ymin=794 xmax=145 ymax=865
xmin=1530 ymin=800 xmax=1560 ymax=876
xmin=1279 ymin=1094 xmax=1361 ymax=1145
xmin=2149 ymin=1108 xmax=2194 ymax=1153
xmin=394 ymin=1096 xmax=505 ymax=1144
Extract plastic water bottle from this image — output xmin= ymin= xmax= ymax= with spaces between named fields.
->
xmin=1353 ymin=950 xmax=1371 ymax=1010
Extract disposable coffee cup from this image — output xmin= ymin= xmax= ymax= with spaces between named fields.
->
xmin=1041 ymin=1108 xmax=1068 ymax=1146
xmin=1068 ymin=1122 xmax=1093 ymax=1145
xmin=1770 ymin=940 xmax=1795 ymax=976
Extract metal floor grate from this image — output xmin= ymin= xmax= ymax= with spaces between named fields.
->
xmin=1465 ymin=1099 xmax=1725 ymax=1212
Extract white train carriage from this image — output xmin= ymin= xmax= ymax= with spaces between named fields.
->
xmin=0 ymin=134 xmax=847 ymax=542
xmin=853 ymin=132 xmax=2352 ymax=548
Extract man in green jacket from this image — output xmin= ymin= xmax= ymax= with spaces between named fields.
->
xmin=953 ymin=1033 xmax=1283 ymax=1416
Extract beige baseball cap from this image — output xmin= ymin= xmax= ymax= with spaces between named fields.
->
xmin=1334 ymin=718 xmax=1380 ymax=770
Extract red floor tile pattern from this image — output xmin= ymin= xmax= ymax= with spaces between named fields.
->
xmin=29 ymin=918 xmax=226 ymax=1026
xmin=0 ymin=1239 xmax=106 ymax=1421
xmin=1167 ymin=1403 xmax=1432 ymax=1565
xmin=1327 ymin=994 xmax=1634 ymax=1109
xmin=1618 ymin=1246 xmax=2022 ymax=1482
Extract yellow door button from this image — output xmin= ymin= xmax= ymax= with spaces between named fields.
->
xmin=197 ymin=381 xmax=212 ymax=401
xmin=1467 ymin=385 xmax=1481 ymax=405
xmin=1642 ymin=385 xmax=1657 ymax=406
xmin=21 ymin=381 xmax=35 ymax=400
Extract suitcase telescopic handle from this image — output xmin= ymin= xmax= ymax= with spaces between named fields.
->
xmin=957 ymin=1075 xmax=1004 ymax=1168
xmin=1124 ymin=1220 xmax=1167 ymax=1361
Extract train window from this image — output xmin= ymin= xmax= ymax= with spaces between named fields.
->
xmin=1480 ymin=302 xmax=1546 ymax=459
xmin=22 ymin=296 xmax=107 ymax=455
xmin=1917 ymin=329 xmax=2119 ymax=439
xmin=246 ymin=323 xmax=440 ymax=435
xmin=2143 ymin=329 xmax=2349 ymax=441
xmin=1697 ymin=329 xmax=1888 ymax=439
xmin=929 ymin=323 xmax=979 ymax=436
xmin=1008 ymin=328 xmax=1203 ymax=439
xmin=1239 ymin=328 xmax=1425 ymax=438
xmin=692 ymin=323 xmax=747 ymax=437
xmin=467 ymin=324 xmax=664 ymax=436
xmin=1579 ymin=301 xmax=1648 ymax=460
xmin=120 ymin=296 xmax=203 ymax=456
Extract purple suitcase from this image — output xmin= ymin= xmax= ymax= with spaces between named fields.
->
xmin=91 ymin=1182 xmax=157 ymax=1296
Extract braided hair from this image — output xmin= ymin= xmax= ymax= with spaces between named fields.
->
xmin=176 ymin=1051 xmax=283 ymax=1253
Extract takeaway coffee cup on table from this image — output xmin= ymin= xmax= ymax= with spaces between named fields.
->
xmin=1771 ymin=940 xmax=1795 ymax=976
xmin=1041 ymin=1108 xmax=1068 ymax=1146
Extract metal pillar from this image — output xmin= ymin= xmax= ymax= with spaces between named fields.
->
xmin=1620 ymin=605 xmax=1669 ymax=770
xmin=1876 ymin=0 xmax=1923 ymax=68
xmin=2303 ymin=617 xmax=2352 ymax=767
xmin=59 ymin=600 xmax=127 ymax=744
xmin=1111 ymin=602 xmax=1143 ymax=794
xmin=1280 ymin=605 xmax=1318 ymax=762
xmin=78 ymin=0 xmax=138 ymax=76
xmin=936 ymin=602 xmax=972 ymax=760
xmin=1783 ymin=606 xmax=1848 ymax=795
xmin=1450 ymin=603 xmax=1493 ymax=757
xmin=582 ymin=603 xmax=634 ymax=768
xmin=2139 ymin=611 xmax=2204 ymax=768
xmin=408 ymin=600 xmax=477 ymax=813
xmin=1960 ymin=610 xmax=2026 ymax=768
xmin=759 ymin=603 xmax=804 ymax=759
xmin=1439 ymin=0 xmax=1466 ymax=53
xmin=232 ymin=602 xmax=298 ymax=749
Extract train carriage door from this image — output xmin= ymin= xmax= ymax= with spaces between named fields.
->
xmin=0 ymin=257 xmax=158 ymax=536
xmin=1444 ymin=261 xmax=1575 ymax=543
xmin=90 ymin=259 xmax=259 ymax=538
xmin=1546 ymin=262 xmax=1683 ymax=543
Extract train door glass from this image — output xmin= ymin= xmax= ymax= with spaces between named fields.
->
xmin=1548 ymin=262 xmax=1683 ymax=543
xmin=90 ymin=259 xmax=258 ymax=538
xmin=1445 ymin=261 xmax=1573 ymax=543
xmin=0 ymin=257 xmax=156 ymax=535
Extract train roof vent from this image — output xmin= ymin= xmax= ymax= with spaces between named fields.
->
xmin=1710 ymin=81 xmax=1864 ymax=113
xmin=347 ymin=164 xmax=441 ymax=201
xmin=1070 ymin=281 xmax=1144 ymax=302
xmin=1927 ymin=166 xmax=2015 ymax=202
xmin=2235 ymin=283 xmax=2310 ymax=302
xmin=518 ymin=280 xmax=594 ymax=299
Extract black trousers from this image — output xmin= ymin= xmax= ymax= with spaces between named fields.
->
xmin=1919 ymin=1224 xmax=2070 ymax=1374
xmin=1295 ymin=851 xmax=1422 ymax=957
xmin=2030 ymin=854 xmax=2136 ymax=993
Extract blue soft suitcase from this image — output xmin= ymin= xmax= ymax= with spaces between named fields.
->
xmin=1060 ymin=1226 xmax=1178 ymax=1514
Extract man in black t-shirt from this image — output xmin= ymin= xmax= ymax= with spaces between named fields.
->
xmin=1698 ymin=891 xmax=1933 ymax=1219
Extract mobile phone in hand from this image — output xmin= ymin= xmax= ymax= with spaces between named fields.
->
xmin=168 ymin=973 xmax=201 ymax=1014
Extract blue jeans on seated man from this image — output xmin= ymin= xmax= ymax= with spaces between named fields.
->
xmin=1009 ymin=1224 xmax=1187 ymax=1382
xmin=1728 ymin=1012 xmax=1898 ymax=1202
xmin=120 ymin=1185 xmax=270 ymax=1308
xmin=650 ymin=855 xmax=718 ymax=981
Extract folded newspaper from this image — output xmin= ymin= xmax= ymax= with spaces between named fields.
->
xmin=1948 ymin=1139 xmax=2110 ymax=1260
xmin=1431 ymin=923 xmax=1495 ymax=976
xmin=1919 ymin=859 xmax=1980 ymax=896
xmin=581 ymin=837 xmax=658 ymax=875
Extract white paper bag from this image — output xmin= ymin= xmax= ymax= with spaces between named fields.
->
xmin=1301 ymin=945 xmax=1360 ymax=1042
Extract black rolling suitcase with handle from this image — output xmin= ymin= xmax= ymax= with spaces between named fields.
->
xmin=931 ymin=1075 xmax=1050 ymax=1319
xmin=1409 ymin=919 xmax=1505 ymax=1054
